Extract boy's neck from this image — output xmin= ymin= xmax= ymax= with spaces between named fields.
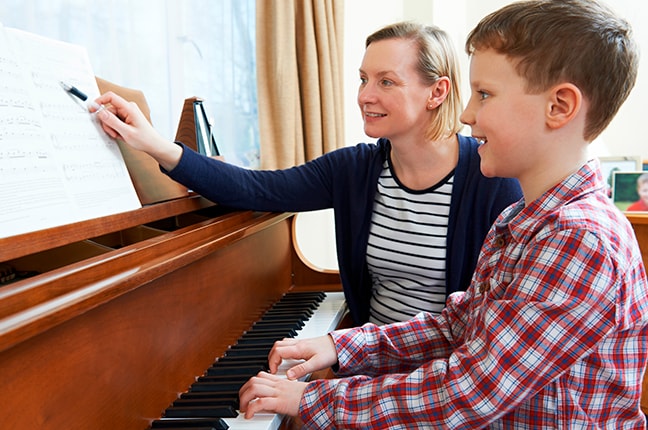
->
xmin=519 ymin=147 xmax=590 ymax=205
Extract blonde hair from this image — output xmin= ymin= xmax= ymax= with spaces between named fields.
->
xmin=366 ymin=22 xmax=463 ymax=141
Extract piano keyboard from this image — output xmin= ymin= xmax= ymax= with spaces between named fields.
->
xmin=150 ymin=291 xmax=347 ymax=430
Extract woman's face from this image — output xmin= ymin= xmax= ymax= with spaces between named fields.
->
xmin=357 ymin=38 xmax=434 ymax=142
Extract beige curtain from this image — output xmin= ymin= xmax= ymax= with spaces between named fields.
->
xmin=256 ymin=0 xmax=345 ymax=169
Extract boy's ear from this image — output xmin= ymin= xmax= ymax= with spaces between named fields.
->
xmin=546 ymin=83 xmax=582 ymax=130
xmin=426 ymin=76 xmax=450 ymax=110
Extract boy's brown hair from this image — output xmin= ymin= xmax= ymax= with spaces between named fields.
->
xmin=465 ymin=0 xmax=639 ymax=141
xmin=366 ymin=22 xmax=463 ymax=141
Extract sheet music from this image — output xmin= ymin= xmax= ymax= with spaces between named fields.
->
xmin=0 ymin=25 xmax=141 ymax=239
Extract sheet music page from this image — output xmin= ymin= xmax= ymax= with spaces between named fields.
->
xmin=0 ymin=25 xmax=141 ymax=239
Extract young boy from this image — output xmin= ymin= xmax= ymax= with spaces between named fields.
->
xmin=239 ymin=0 xmax=648 ymax=428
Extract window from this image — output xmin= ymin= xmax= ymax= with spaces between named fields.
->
xmin=0 ymin=0 xmax=259 ymax=167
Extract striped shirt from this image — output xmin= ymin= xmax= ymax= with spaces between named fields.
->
xmin=301 ymin=159 xmax=648 ymax=429
xmin=367 ymin=160 xmax=453 ymax=325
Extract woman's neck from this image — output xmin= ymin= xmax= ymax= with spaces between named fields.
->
xmin=389 ymin=135 xmax=459 ymax=191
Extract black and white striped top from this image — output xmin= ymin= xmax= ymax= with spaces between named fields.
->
xmin=366 ymin=160 xmax=454 ymax=325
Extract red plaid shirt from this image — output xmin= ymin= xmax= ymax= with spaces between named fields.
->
xmin=300 ymin=160 xmax=648 ymax=429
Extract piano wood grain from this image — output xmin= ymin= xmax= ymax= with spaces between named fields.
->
xmin=0 ymin=202 xmax=342 ymax=430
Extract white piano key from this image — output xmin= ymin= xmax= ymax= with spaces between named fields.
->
xmin=221 ymin=291 xmax=346 ymax=429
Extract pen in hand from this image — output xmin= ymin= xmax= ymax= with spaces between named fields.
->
xmin=59 ymin=81 xmax=106 ymax=114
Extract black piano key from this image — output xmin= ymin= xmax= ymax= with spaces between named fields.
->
xmin=251 ymin=321 xmax=303 ymax=331
xmin=280 ymin=294 xmax=325 ymax=303
xmin=280 ymin=291 xmax=325 ymax=301
xmin=259 ymin=312 xmax=309 ymax=320
xmin=270 ymin=301 xmax=318 ymax=311
xmin=164 ymin=405 xmax=238 ymax=419
xmin=197 ymin=374 xmax=252 ymax=383
xmin=191 ymin=391 xmax=241 ymax=406
xmin=151 ymin=417 xmax=229 ymax=429
xmin=230 ymin=338 xmax=276 ymax=347
xmin=205 ymin=364 xmax=265 ymax=376
xmin=255 ymin=318 xmax=304 ymax=328
xmin=180 ymin=391 xmax=240 ymax=401
xmin=272 ymin=296 xmax=320 ymax=304
xmin=223 ymin=347 xmax=270 ymax=358
xmin=264 ymin=309 xmax=314 ymax=316
xmin=151 ymin=427 xmax=218 ymax=430
xmin=173 ymin=397 xmax=239 ymax=409
xmin=196 ymin=375 xmax=250 ymax=384
xmin=190 ymin=380 xmax=245 ymax=392
xmin=238 ymin=328 xmax=291 ymax=336
xmin=263 ymin=308 xmax=313 ymax=316
xmin=150 ymin=291 xmax=328 ymax=430
xmin=242 ymin=327 xmax=297 ymax=337
xmin=213 ymin=356 xmax=267 ymax=366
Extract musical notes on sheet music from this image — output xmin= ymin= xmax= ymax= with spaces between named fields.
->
xmin=0 ymin=24 xmax=141 ymax=239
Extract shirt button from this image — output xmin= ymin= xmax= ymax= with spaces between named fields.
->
xmin=479 ymin=283 xmax=490 ymax=293
xmin=493 ymin=237 xmax=505 ymax=248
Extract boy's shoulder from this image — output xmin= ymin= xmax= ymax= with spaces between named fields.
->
xmin=543 ymin=191 xmax=639 ymax=263
xmin=514 ymin=160 xmax=639 ymax=259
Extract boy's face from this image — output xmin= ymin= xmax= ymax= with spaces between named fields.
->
xmin=460 ymin=49 xmax=549 ymax=181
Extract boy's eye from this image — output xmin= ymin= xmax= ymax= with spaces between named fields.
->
xmin=478 ymin=90 xmax=490 ymax=100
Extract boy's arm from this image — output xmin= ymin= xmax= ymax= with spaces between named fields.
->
xmin=298 ymin=228 xmax=635 ymax=428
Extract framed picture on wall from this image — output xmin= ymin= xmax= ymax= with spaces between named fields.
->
xmin=612 ymin=171 xmax=648 ymax=212
xmin=598 ymin=155 xmax=643 ymax=198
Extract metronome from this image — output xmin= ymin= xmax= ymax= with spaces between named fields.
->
xmin=174 ymin=97 xmax=220 ymax=157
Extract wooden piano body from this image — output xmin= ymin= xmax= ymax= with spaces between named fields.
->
xmin=631 ymin=214 xmax=648 ymax=417
xmin=1 ymin=192 xmax=647 ymax=429
xmin=0 ymin=198 xmax=342 ymax=429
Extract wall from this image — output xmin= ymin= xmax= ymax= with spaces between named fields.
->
xmin=343 ymin=0 xmax=648 ymax=160
xmin=298 ymin=0 xmax=648 ymax=269
xmin=298 ymin=0 xmax=647 ymax=270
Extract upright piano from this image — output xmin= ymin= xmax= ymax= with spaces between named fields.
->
xmin=0 ymin=197 xmax=343 ymax=429
xmin=2 ymin=188 xmax=647 ymax=429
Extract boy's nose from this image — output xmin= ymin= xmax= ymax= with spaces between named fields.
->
xmin=459 ymin=107 xmax=473 ymax=126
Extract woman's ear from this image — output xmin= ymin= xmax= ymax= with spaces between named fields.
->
xmin=546 ymin=83 xmax=582 ymax=130
xmin=427 ymin=76 xmax=450 ymax=110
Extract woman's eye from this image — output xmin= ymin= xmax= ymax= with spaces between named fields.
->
xmin=381 ymin=79 xmax=394 ymax=87
xmin=478 ymin=90 xmax=490 ymax=100
xmin=359 ymin=76 xmax=367 ymax=85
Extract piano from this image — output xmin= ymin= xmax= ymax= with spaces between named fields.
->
xmin=0 ymin=199 xmax=344 ymax=430
xmin=629 ymin=213 xmax=648 ymax=417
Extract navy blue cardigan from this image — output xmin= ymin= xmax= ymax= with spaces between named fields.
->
xmin=166 ymin=135 xmax=522 ymax=324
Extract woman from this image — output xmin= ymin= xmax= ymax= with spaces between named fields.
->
xmin=95 ymin=22 xmax=522 ymax=325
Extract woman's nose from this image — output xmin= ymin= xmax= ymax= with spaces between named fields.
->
xmin=357 ymin=83 xmax=376 ymax=105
